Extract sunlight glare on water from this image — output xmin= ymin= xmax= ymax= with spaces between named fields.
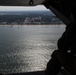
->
xmin=0 ymin=25 xmax=65 ymax=74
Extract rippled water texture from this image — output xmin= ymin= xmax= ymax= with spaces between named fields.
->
xmin=0 ymin=25 xmax=65 ymax=74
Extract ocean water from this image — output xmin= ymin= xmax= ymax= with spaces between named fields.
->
xmin=0 ymin=25 xmax=65 ymax=74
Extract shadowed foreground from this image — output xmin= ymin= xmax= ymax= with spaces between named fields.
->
xmin=4 ymin=69 xmax=70 ymax=75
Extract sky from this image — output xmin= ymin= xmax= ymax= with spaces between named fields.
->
xmin=0 ymin=5 xmax=49 ymax=11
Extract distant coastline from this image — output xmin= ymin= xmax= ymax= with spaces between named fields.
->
xmin=0 ymin=24 xmax=64 ymax=26
xmin=0 ymin=11 xmax=63 ymax=25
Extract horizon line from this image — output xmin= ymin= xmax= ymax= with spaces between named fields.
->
xmin=0 ymin=10 xmax=50 ymax=12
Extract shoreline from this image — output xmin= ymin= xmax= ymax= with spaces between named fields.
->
xmin=0 ymin=24 xmax=65 ymax=26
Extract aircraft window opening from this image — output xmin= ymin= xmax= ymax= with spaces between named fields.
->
xmin=0 ymin=5 xmax=65 ymax=74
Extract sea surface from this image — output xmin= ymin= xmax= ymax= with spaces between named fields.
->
xmin=0 ymin=25 xmax=65 ymax=74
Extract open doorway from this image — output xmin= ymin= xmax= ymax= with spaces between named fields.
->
xmin=0 ymin=5 xmax=65 ymax=74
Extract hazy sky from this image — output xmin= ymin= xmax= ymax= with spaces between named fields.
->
xmin=0 ymin=5 xmax=49 ymax=11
